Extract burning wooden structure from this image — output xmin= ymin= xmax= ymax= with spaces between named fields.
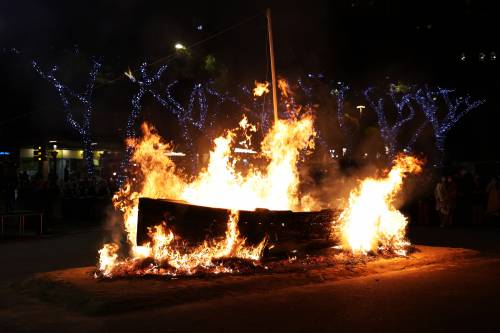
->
xmin=137 ymin=198 xmax=339 ymax=256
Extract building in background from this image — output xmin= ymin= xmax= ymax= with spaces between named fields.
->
xmin=18 ymin=141 xmax=122 ymax=182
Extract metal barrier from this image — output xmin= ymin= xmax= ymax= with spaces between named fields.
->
xmin=0 ymin=211 xmax=43 ymax=236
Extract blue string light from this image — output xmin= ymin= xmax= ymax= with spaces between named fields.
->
xmin=405 ymin=120 xmax=428 ymax=152
xmin=364 ymin=86 xmax=416 ymax=157
xmin=21 ymin=49 xmax=489 ymax=170
xmin=32 ymin=58 xmax=101 ymax=176
xmin=331 ymin=82 xmax=349 ymax=132
xmin=414 ymin=86 xmax=485 ymax=163
xmin=121 ymin=64 xmax=239 ymax=181
xmin=121 ymin=63 xmax=190 ymax=182
xmin=329 ymin=82 xmax=352 ymax=154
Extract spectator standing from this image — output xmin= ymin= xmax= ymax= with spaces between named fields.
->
xmin=435 ymin=177 xmax=449 ymax=228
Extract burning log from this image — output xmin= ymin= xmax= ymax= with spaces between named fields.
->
xmin=137 ymin=198 xmax=339 ymax=256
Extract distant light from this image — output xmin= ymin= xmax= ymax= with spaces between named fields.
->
xmin=479 ymin=52 xmax=486 ymax=61
xmin=491 ymin=52 xmax=497 ymax=61
xmin=91 ymin=142 xmax=98 ymax=146
xmin=234 ymin=147 xmax=257 ymax=154
xmin=124 ymin=68 xmax=136 ymax=82
xmin=0 ymin=151 xmax=10 ymax=156
xmin=112 ymin=172 xmax=117 ymax=176
xmin=49 ymin=140 xmax=57 ymax=143
xmin=53 ymin=144 xmax=57 ymax=150
xmin=197 ymin=25 xmax=203 ymax=31
xmin=356 ymin=105 xmax=366 ymax=114
xmin=174 ymin=43 xmax=186 ymax=50
xmin=460 ymin=53 xmax=466 ymax=62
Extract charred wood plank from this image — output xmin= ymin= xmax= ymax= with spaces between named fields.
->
xmin=137 ymin=198 xmax=339 ymax=255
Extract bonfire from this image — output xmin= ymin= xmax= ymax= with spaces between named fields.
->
xmin=96 ymin=81 xmax=423 ymax=278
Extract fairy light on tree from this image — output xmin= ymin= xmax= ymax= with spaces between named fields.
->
xmin=364 ymin=86 xmax=416 ymax=158
xmin=405 ymin=120 xmax=428 ymax=153
xmin=414 ymin=86 xmax=485 ymax=163
xmin=331 ymin=81 xmax=358 ymax=156
xmin=32 ymin=58 xmax=101 ymax=175
xmin=120 ymin=63 xmax=184 ymax=182
xmin=122 ymin=63 xmax=234 ymax=181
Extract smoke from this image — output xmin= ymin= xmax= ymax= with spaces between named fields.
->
xmin=102 ymin=205 xmax=129 ymax=257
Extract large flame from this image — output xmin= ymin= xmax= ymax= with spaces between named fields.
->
xmin=98 ymin=79 xmax=424 ymax=278
xmin=181 ymin=115 xmax=315 ymax=211
xmin=336 ymin=154 xmax=423 ymax=255
xmin=98 ymin=108 xmax=316 ymax=277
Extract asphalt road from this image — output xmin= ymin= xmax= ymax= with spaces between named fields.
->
xmin=1 ymin=225 xmax=500 ymax=332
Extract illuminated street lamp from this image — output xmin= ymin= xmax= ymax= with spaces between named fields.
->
xmin=174 ymin=43 xmax=186 ymax=50
xmin=356 ymin=105 xmax=365 ymax=117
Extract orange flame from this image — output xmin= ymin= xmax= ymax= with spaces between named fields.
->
xmin=336 ymin=154 xmax=423 ymax=255
xmin=182 ymin=115 xmax=315 ymax=210
xmin=97 ymin=79 xmax=423 ymax=277
xmin=278 ymin=79 xmax=292 ymax=98
xmin=98 ymin=109 xmax=316 ymax=277
xmin=253 ymin=81 xmax=270 ymax=97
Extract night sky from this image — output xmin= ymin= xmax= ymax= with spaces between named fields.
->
xmin=0 ymin=0 xmax=498 ymax=161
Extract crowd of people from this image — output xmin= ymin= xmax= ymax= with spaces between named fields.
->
xmin=429 ymin=172 xmax=500 ymax=227
xmin=2 ymin=160 xmax=499 ymax=229
xmin=1 ymin=166 xmax=118 ymax=227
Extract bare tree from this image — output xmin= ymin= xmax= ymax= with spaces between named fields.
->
xmin=363 ymin=86 xmax=416 ymax=158
xmin=414 ymin=86 xmax=485 ymax=163
xmin=32 ymin=59 xmax=101 ymax=175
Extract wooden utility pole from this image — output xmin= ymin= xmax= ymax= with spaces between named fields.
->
xmin=266 ymin=8 xmax=279 ymax=123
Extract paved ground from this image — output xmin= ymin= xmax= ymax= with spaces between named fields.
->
xmin=1 ymin=224 xmax=500 ymax=332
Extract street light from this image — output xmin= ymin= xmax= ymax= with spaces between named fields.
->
xmin=356 ymin=105 xmax=365 ymax=117
xmin=174 ymin=43 xmax=186 ymax=50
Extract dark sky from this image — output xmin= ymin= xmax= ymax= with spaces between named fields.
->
xmin=0 ymin=0 xmax=498 ymax=161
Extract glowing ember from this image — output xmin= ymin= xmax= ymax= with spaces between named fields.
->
xmin=335 ymin=154 xmax=423 ymax=255
xmin=253 ymin=81 xmax=270 ymax=96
